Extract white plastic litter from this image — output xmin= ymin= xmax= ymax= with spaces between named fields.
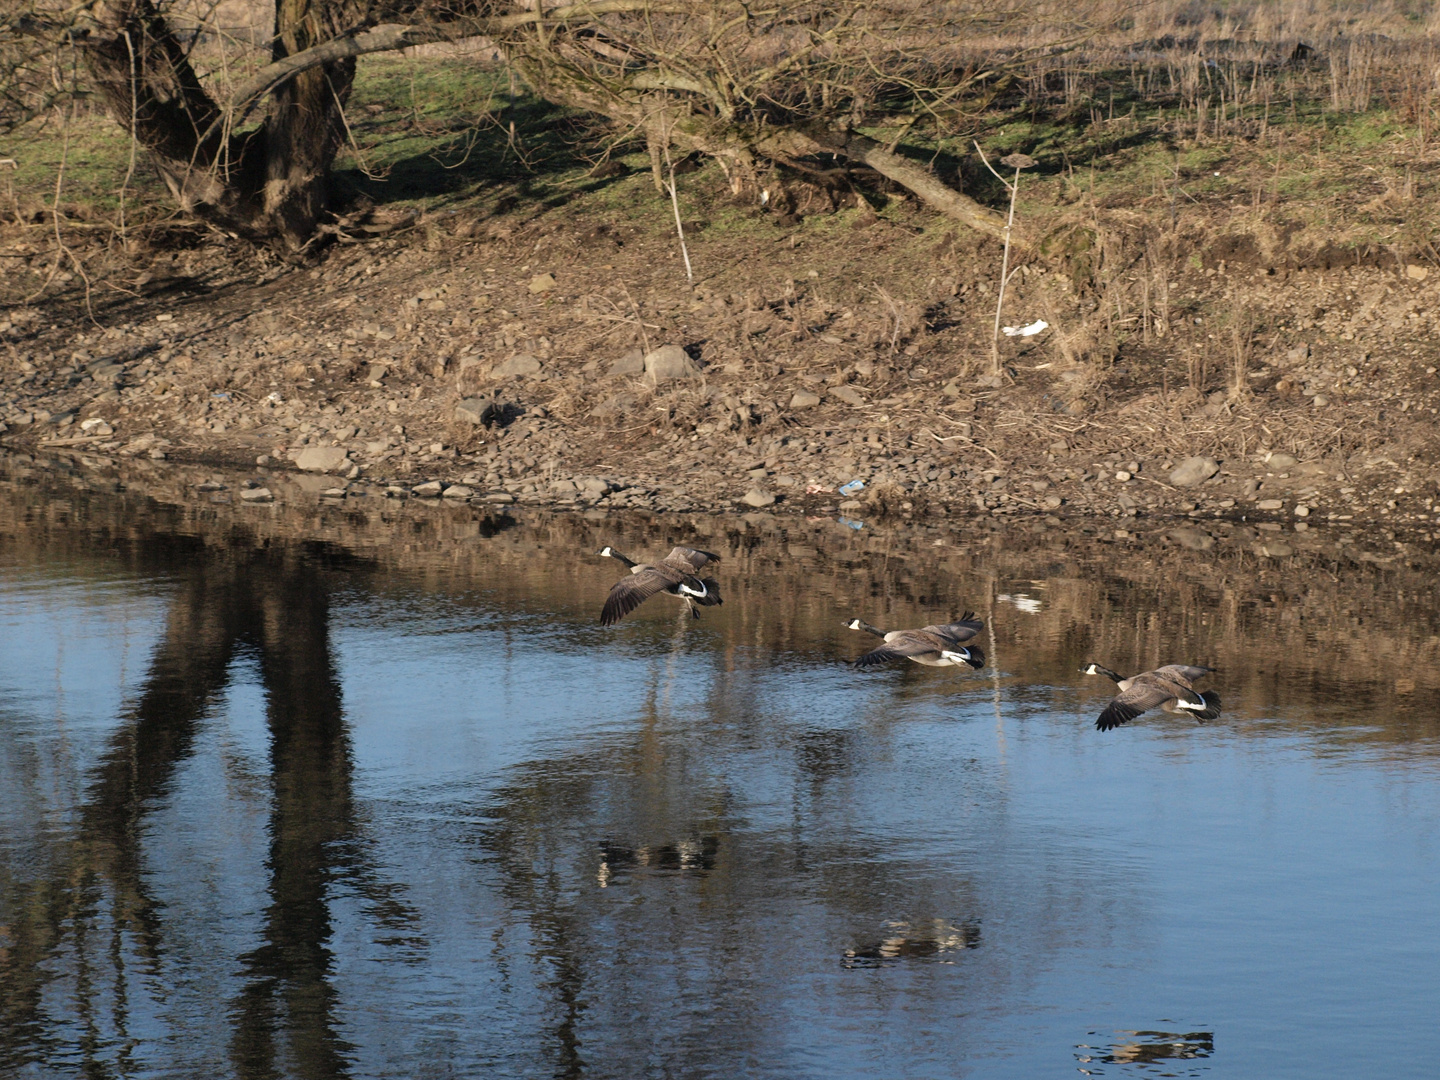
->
xmin=1001 ymin=319 xmax=1049 ymax=337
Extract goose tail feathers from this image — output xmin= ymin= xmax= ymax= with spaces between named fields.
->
xmin=1195 ymin=691 xmax=1222 ymax=722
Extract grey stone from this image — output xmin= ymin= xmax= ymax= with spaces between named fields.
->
xmin=494 ymin=353 xmax=542 ymax=378
xmin=578 ymin=477 xmax=611 ymax=499
xmin=590 ymin=393 xmax=636 ymax=418
xmin=830 ymin=386 xmax=865 ymax=405
xmin=442 ymin=484 xmax=475 ymax=499
xmin=1167 ymin=527 xmax=1215 ymax=551
xmin=290 ymin=473 xmax=335 ymax=494
xmin=550 ymin=479 xmax=578 ymax=493
xmin=644 ymin=344 xmax=701 ymax=382
xmin=741 ymin=488 xmax=776 ymax=507
xmin=484 ymin=492 xmax=516 ymax=504
xmin=455 ymin=398 xmax=497 ymax=426
xmin=240 ymin=487 xmax=273 ymax=502
xmin=1257 ymin=499 xmax=1284 ymax=510
xmin=608 ymin=349 xmax=645 ymax=377
xmin=1168 ymin=456 xmax=1220 ymax=487
xmin=412 ymin=480 xmax=444 ymax=497
xmin=1266 ymin=453 xmax=1298 ymax=470
xmin=528 ymin=272 xmax=557 ymax=293
xmin=789 ymin=389 xmax=822 ymax=409
xmin=1261 ymin=540 xmax=1294 ymax=557
xmin=294 ymin=446 xmax=350 ymax=473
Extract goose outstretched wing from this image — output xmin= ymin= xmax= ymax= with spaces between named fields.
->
xmin=854 ymin=631 xmax=943 ymax=668
xmin=921 ymin=613 xmax=983 ymax=643
xmin=663 ymin=547 xmax=721 ymax=572
xmin=1095 ymin=674 xmax=1201 ymax=731
xmin=1152 ymin=664 xmax=1213 ymax=684
xmin=600 ymin=565 xmax=681 ymax=625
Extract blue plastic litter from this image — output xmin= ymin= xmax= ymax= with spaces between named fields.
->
xmin=211 ymin=392 xmax=232 ymax=401
xmin=838 ymin=479 xmax=865 ymax=496
xmin=837 ymin=517 xmax=864 ymax=530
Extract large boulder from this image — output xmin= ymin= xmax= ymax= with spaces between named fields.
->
xmin=644 ymin=345 xmax=701 ymax=382
xmin=293 ymin=446 xmax=349 ymax=473
xmin=493 ymin=353 xmax=542 ymax=378
xmin=608 ymin=349 xmax=645 ymax=377
xmin=456 ymin=397 xmax=502 ymax=426
xmin=789 ymin=390 xmax=822 ymax=409
xmin=1168 ymin=456 xmax=1219 ymax=487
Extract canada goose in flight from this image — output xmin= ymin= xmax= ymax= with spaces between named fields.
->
xmin=845 ymin=613 xmax=985 ymax=669
xmin=598 ymin=546 xmax=722 ymax=625
xmin=1080 ymin=663 xmax=1221 ymax=731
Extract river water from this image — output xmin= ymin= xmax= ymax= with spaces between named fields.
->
xmin=1 ymin=453 xmax=1438 ymax=1079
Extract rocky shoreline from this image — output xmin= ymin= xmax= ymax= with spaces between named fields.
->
xmin=4 ymin=210 xmax=1440 ymax=543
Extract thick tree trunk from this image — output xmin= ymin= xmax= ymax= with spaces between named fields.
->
xmin=263 ymin=0 xmax=360 ymax=249
xmin=78 ymin=0 xmax=360 ymax=250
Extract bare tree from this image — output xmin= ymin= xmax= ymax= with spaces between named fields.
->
xmin=3 ymin=0 xmax=1089 ymax=250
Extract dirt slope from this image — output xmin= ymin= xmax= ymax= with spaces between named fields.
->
xmin=3 ymin=172 xmax=1440 ymax=547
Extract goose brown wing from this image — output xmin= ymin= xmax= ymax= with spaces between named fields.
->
xmin=854 ymin=630 xmax=943 ymax=668
xmin=1151 ymin=664 xmax=1213 ymax=684
xmin=663 ymin=546 xmax=721 ymax=572
xmin=1095 ymin=675 xmax=1190 ymax=731
xmin=921 ymin=613 xmax=983 ymax=643
xmin=600 ymin=565 xmax=680 ymax=625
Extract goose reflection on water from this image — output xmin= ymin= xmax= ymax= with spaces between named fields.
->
xmin=1075 ymin=1029 xmax=1215 ymax=1075
xmin=842 ymin=919 xmax=982 ymax=967
xmin=596 ymin=836 xmax=720 ymax=887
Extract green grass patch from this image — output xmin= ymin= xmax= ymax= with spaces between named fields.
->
xmin=3 ymin=111 xmax=168 ymax=220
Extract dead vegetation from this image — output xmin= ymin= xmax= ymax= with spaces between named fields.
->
xmin=5 ymin=2 xmax=1440 ymax=532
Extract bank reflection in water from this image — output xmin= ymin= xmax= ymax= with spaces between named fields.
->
xmin=4 ymin=453 xmax=1440 ymax=1079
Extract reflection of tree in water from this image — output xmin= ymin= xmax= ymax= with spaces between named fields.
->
xmin=0 ymin=545 xmax=419 ymax=1080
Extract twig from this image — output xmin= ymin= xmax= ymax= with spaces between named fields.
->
xmin=618 ymin=281 xmax=651 ymax=353
xmin=975 ymin=143 xmax=1034 ymax=374
xmin=660 ymin=128 xmax=694 ymax=285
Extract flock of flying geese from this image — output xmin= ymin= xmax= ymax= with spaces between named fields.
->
xmin=597 ymin=545 xmax=1223 ymax=732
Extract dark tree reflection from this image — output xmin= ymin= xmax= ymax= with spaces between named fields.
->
xmin=0 ymin=544 xmax=415 ymax=1080
xmin=229 ymin=556 xmax=358 ymax=1080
